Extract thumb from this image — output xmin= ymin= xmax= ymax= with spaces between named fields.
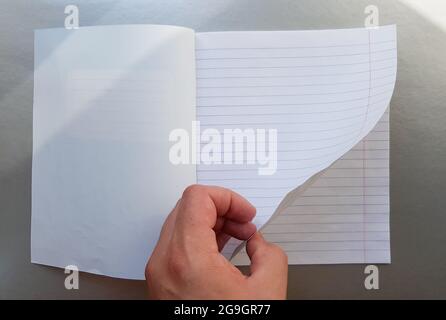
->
xmin=246 ymin=232 xmax=288 ymax=298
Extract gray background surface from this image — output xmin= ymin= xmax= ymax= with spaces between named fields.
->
xmin=1 ymin=0 xmax=445 ymax=299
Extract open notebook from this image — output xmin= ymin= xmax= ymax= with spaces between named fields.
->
xmin=32 ymin=25 xmax=396 ymax=279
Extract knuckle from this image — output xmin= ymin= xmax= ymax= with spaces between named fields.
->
xmin=166 ymin=251 xmax=188 ymax=278
xmin=182 ymin=184 xmax=206 ymax=199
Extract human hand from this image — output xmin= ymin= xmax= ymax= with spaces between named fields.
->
xmin=145 ymin=184 xmax=288 ymax=299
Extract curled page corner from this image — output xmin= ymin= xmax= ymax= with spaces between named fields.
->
xmin=229 ymin=110 xmax=392 ymax=265
xmin=195 ymin=25 xmax=397 ymax=262
xmin=230 ymin=170 xmax=326 ymax=260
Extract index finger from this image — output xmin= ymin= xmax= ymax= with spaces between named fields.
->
xmin=176 ymin=184 xmax=256 ymax=231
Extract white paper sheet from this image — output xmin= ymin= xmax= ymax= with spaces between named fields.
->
xmin=32 ymin=25 xmax=397 ymax=280
xmin=31 ymin=25 xmax=196 ymax=279
xmin=195 ymin=25 xmax=396 ymax=261
xmin=231 ymin=112 xmax=390 ymax=264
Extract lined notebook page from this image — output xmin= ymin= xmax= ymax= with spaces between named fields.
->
xmin=195 ymin=25 xmax=396 ymax=262
xmin=232 ymin=112 xmax=390 ymax=264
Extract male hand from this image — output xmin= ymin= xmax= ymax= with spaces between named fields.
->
xmin=145 ymin=184 xmax=288 ymax=299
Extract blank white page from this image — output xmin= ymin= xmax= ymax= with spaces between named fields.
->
xmin=195 ymin=25 xmax=396 ymax=261
xmin=32 ymin=25 xmax=196 ymax=280
xmin=232 ymin=111 xmax=390 ymax=264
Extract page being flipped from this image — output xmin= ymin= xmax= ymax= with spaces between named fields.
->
xmin=195 ymin=25 xmax=397 ymax=260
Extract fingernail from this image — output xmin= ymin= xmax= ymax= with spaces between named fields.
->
xmin=246 ymin=231 xmax=257 ymax=242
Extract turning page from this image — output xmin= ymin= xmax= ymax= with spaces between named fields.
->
xmin=31 ymin=25 xmax=196 ymax=279
xmin=231 ymin=112 xmax=390 ymax=264
xmin=195 ymin=25 xmax=396 ymax=262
